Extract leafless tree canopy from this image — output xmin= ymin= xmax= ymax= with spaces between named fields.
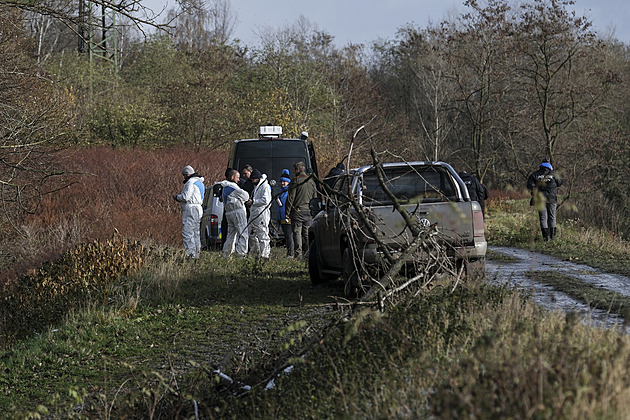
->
xmin=0 ymin=7 xmax=76 ymax=234
xmin=1 ymin=0 xmax=630 ymax=240
xmin=167 ymin=0 xmax=236 ymax=51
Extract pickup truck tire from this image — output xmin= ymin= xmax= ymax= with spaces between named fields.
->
xmin=342 ymin=247 xmax=361 ymax=297
xmin=309 ymin=240 xmax=336 ymax=285
xmin=464 ymin=258 xmax=486 ymax=281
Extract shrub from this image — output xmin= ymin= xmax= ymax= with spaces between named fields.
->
xmin=0 ymin=145 xmax=228 ymax=281
xmin=0 ymin=234 xmax=147 ymax=348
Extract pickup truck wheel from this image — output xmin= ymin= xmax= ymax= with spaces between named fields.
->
xmin=309 ymin=240 xmax=329 ymax=285
xmin=342 ymin=248 xmax=361 ymax=298
xmin=464 ymin=258 xmax=486 ymax=281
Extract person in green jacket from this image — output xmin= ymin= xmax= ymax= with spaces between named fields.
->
xmin=286 ymin=161 xmax=318 ymax=258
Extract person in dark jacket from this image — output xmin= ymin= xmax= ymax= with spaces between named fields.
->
xmin=238 ymin=164 xmax=255 ymax=216
xmin=458 ymin=170 xmax=489 ymax=217
xmin=527 ymin=159 xmax=563 ymax=241
xmin=287 ymin=161 xmax=318 ymax=258
xmin=276 ymin=171 xmax=294 ymax=257
xmin=323 ymin=162 xmax=345 ymax=189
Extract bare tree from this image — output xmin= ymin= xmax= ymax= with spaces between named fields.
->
xmin=0 ymin=8 xmax=75 ymax=234
xmin=24 ymin=0 xmax=71 ymax=64
xmin=391 ymin=26 xmax=459 ymax=162
xmin=443 ymin=0 xmax=514 ymax=180
xmin=2 ymin=0 xmax=171 ymax=37
xmin=166 ymin=0 xmax=236 ymax=51
xmin=513 ymin=0 xmax=600 ymax=164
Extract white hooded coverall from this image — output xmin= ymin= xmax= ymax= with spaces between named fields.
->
xmin=248 ymin=174 xmax=272 ymax=258
xmin=176 ymin=175 xmax=205 ymax=258
xmin=221 ymin=180 xmax=250 ymax=257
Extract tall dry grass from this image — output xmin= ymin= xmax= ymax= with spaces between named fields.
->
xmin=1 ymin=146 xmax=228 ymax=281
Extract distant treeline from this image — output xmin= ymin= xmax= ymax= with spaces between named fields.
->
xmin=2 ymin=0 xmax=630 ymax=241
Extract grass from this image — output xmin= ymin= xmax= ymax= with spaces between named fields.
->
xmin=1 ymin=248 xmax=345 ymax=418
xmin=4 ymin=194 xmax=630 ymax=418
xmin=485 ymin=196 xmax=630 ymax=276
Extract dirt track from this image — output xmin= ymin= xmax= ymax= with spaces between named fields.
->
xmin=487 ymin=246 xmax=630 ymax=334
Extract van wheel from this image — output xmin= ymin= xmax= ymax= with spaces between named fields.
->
xmin=342 ymin=248 xmax=361 ymax=298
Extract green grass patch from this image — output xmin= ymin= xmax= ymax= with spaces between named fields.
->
xmin=485 ymin=198 xmax=630 ymax=276
xmin=0 ymin=247 xmax=343 ymax=418
xmin=216 ymin=280 xmax=630 ymax=419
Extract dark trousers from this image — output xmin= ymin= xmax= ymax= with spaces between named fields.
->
xmin=281 ymin=222 xmax=294 ymax=257
xmin=291 ymin=210 xmax=312 ymax=257
xmin=538 ymin=203 xmax=557 ymax=229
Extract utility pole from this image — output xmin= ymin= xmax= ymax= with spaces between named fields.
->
xmin=77 ymin=1 xmax=119 ymax=73
xmin=77 ymin=1 xmax=119 ymax=100
xmin=78 ymin=0 xmax=86 ymax=53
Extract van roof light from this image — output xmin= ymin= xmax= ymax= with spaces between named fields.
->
xmin=259 ymin=126 xmax=282 ymax=138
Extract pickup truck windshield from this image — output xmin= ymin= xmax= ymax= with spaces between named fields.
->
xmin=360 ymin=166 xmax=457 ymax=205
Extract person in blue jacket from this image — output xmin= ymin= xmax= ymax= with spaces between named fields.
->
xmin=277 ymin=169 xmax=294 ymax=257
xmin=173 ymin=165 xmax=205 ymax=259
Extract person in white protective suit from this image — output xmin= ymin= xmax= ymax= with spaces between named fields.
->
xmin=247 ymin=168 xmax=272 ymax=259
xmin=173 ymin=165 xmax=205 ymax=259
xmin=221 ymin=168 xmax=250 ymax=258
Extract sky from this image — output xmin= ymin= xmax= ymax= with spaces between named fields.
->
xmin=148 ymin=0 xmax=630 ymax=47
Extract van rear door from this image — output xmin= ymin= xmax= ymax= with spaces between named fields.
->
xmin=230 ymin=138 xmax=312 ymax=180
xmin=308 ymin=142 xmax=319 ymax=177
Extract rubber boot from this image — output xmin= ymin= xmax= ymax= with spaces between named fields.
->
xmin=550 ymin=227 xmax=556 ymax=240
xmin=542 ymin=228 xmax=550 ymax=241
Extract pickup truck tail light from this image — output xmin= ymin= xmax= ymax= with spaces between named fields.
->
xmin=473 ymin=209 xmax=485 ymax=237
xmin=210 ymin=214 xmax=219 ymax=227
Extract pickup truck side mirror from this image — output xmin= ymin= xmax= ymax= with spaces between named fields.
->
xmin=309 ymin=197 xmax=323 ymax=217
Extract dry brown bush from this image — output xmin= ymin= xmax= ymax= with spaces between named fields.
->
xmin=0 ymin=146 xmax=227 ymax=281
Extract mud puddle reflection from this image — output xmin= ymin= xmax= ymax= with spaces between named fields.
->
xmin=487 ymin=246 xmax=630 ymax=334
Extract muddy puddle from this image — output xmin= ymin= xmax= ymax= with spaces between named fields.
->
xmin=486 ymin=246 xmax=630 ymax=334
